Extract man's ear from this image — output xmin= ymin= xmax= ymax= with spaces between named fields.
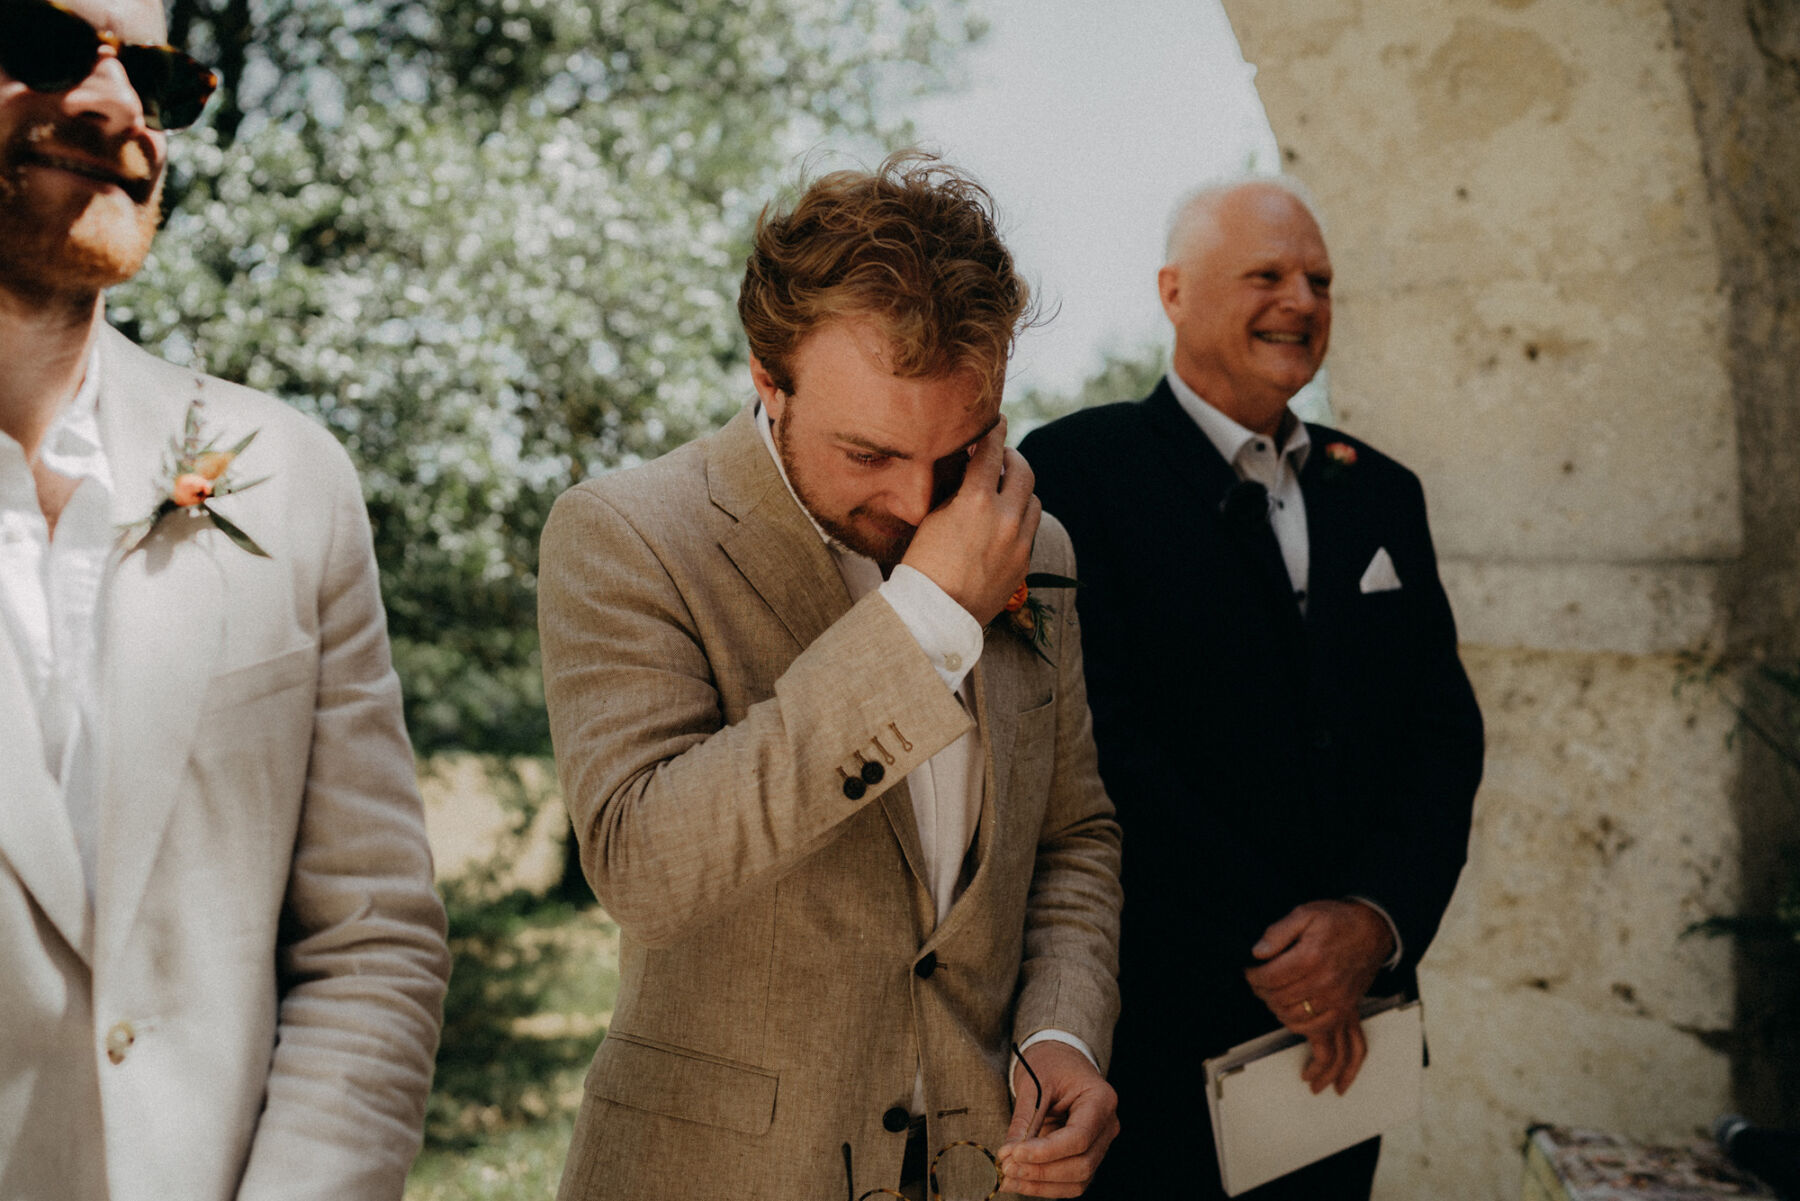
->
xmin=749 ymin=354 xmax=785 ymax=423
xmin=1156 ymin=264 xmax=1183 ymax=323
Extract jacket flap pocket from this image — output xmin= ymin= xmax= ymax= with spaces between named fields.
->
xmin=590 ymin=1035 xmax=778 ymax=1135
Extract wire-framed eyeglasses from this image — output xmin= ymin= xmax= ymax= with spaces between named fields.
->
xmin=841 ymin=1041 xmax=1047 ymax=1201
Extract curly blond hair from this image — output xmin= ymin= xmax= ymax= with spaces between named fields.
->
xmin=737 ymin=151 xmax=1035 ymax=406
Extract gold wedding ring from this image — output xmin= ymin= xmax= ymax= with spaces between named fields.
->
xmin=1301 ymin=998 xmax=1315 ymax=1017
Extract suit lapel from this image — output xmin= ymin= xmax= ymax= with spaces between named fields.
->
xmin=0 ymin=634 xmax=95 ymax=962
xmin=1298 ymin=427 xmax=1361 ymax=632
xmin=878 ymin=783 xmax=931 ymax=895
xmin=970 ymin=656 xmax=1014 ymax=820
xmin=91 ymin=329 xmax=227 ymax=964
xmin=705 ymin=407 xmax=933 ymax=879
xmin=1141 ymin=388 xmax=1303 ymax=630
xmin=709 ymin=406 xmax=851 ymax=655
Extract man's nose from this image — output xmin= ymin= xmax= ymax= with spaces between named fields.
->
xmin=888 ymin=464 xmax=937 ymax=527
xmin=61 ymin=50 xmax=150 ymax=136
xmin=1279 ymin=275 xmax=1322 ymax=313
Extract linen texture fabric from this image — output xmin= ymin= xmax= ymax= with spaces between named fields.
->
xmin=0 ymin=326 xmax=450 ymax=1201
xmin=539 ymin=405 xmax=1122 ymax=1201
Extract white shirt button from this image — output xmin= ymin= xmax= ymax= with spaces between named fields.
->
xmin=943 ymin=653 xmax=962 ymax=672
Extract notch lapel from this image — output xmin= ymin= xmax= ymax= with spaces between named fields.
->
xmin=91 ymin=330 xmax=228 ymax=966
xmin=1141 ymin=389 xmax=1304 ymax=630
xmin=0 ymin=634 xmax=94 ymax=962
xmin=1298 ymin=427 xmax=1362 ymax=631
xmin=709 ymin=407 xmax=850 ymax=655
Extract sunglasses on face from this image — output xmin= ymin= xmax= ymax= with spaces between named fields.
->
xmin=0 ymin=0 xmax=218 ymax=131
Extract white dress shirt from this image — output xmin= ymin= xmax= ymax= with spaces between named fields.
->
xmin=0 ymin=351 xmax=115 ymax=895
xmin=1166 ymin=370 xmax=1311 ymax=609
xmin=1165 ymin=373 xmax=1403 ymax=969
xmin=754 ymin=404 xmax=1096 ymax=1091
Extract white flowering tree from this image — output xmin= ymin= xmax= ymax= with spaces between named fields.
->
xmin=119 ymin=0 xmax=977 ymax=753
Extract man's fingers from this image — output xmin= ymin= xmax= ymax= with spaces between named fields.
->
xmin=1251 ymin=906 xmax=1313 ymax=960
xmin=959 ymin=415 xmax=1009 ymax=494
xmin=1000 ymin=1109 xmax=1120 ymax=1196
xmin=1336 ymin=1019 xmax=1368 ymax=1095
xmin=1007 ymin=1107 xmax=1102 ymax=1165
xmin=1244 ymin=954 xmax=1311 ymax=996
xmin=998 ymin=443 xmax=1035 ymax=498
xmin=1301 ymin=1030 xmax=1336 ymax=1090
xmin=1002 ymin=1076 xmax=1041 ymax=1146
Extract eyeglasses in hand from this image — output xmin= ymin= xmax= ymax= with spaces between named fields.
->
xmin=841 ymin=1041 xmax=1047 ymax=1201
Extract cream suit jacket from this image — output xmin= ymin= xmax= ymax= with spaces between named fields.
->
xmin=539 ymin=405 xmax=1122 ymax=1201
xmin=0 ymin=326 xmax=450 ymax=1201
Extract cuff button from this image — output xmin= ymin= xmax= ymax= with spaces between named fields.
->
xmin=104 ymin=1021 xmax=135 ymax=1065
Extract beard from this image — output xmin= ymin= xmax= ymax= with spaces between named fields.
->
xmin=0 ymin=119 xmax=163 ymax=298
xmin=773 ymin=411 xmax=917 ymax=568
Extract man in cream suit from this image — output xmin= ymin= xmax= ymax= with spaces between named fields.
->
xmin=540 ymin=154 xmax=1123 ymax=1200
xmin=0 ymin=2 xmax=450 ymax=1197
xmin=1021 ymin=179 xmax=1483 ymax=1199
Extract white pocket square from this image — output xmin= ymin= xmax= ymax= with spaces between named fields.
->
xmin=1359 ymin=547 xmax=1403 ymax=594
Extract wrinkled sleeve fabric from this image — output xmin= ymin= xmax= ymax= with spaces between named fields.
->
xmin=538 ymin=484 xmax=975 ymax=949
xmin=1009 ymin=520 xmax=1124 ymax=1070
xmin=236 ymin=434 xmax=449 ymax=1201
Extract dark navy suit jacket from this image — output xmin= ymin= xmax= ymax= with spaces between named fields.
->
xmin=1020 ymin=382 xmax=1482 ymax=1191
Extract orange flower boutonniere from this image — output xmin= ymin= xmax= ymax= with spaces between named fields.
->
xmin=1321 ymin=440 xmax=1358 ymax=482
xmin=122 ymin=399 xmax=271 ymax=557
xmin=993 ymin=572 xmax=1079 ymax=664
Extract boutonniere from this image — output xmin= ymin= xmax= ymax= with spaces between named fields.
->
xmin=993 ymin=572 xmax=1079 ymax=664
xmin=121 ymin=399 xmax=271 ymax=557
xmin=1320 ymin=440 xmax=1358 ymax=483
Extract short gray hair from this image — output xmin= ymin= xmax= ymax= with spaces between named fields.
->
xmin=1164 ymin=174 xmax=1326 ymax=266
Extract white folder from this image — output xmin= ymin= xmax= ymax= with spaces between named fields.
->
xmin=1203 ymin=997 xmax=1425 ymax=1196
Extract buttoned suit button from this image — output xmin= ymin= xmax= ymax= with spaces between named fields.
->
xmin=1313 ymin=729 xmax=1333 ymax=751
xmin=914 ymin=952 xmax=938 ymax=979
xmin=860 ymin=760 xmax=885 ymax=786
xmin=883 ymin=1105 xmax=911 ymax=1133
xmin=105 ymin=1021 xmax=135 ymax=1065
xmin=842 ymin=777 xmax=867 ymax=800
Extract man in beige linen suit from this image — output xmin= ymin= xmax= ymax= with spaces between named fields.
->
xmin=0 ymin=2 xmax=450 ymax=1197
xmin=540 ymin=154 xmax=1123 ymax=1200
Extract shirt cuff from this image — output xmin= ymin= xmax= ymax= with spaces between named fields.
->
xmin=1347 ymin=895 xmax=1404 ymax=970
xmin=880 ymin=565 xmax=983 ymax=692
xmin=1010 ymin=1030 xmax=1100 ymax=1099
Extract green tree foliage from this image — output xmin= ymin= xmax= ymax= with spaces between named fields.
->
xmin=117 ymin=0 xmax=978 ymax=753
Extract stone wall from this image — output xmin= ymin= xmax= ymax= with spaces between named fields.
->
xmin=1218 ymin=0 xmax=1800 ymax=1196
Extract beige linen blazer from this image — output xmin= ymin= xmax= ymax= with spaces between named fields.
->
xmin=540 ymin=405 xmax=1122 ymax=1201
xmin=0 ymin=326 xmax=450 ymax=1201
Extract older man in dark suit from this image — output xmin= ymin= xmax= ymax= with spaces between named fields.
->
xmin=1019 ymin=177 xmax=1483 ymax=1200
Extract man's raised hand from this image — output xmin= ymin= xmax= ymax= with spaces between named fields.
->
xmin=901 ymin=416 xmax=1041 ymax=625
